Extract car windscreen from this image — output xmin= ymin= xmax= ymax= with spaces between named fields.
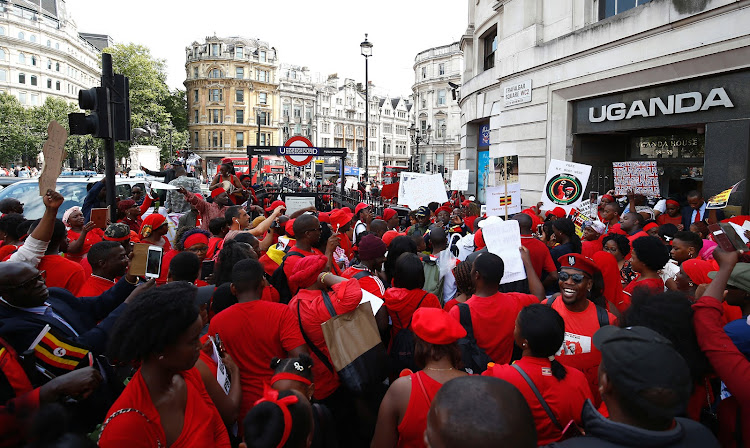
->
xmin=0 ymin=181 xmax=91 ymax=220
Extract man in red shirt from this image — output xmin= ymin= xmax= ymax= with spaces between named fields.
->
xmin=31 ymin=219 xmax=86 ymax=295
xmin=549 ymin=253 xmax=616 ymax=402
xmin=77 ymin=241 xmax=129 ymax=297
xmin=283 ymin=214 xmax=339 ymax=293
xmin=514 ymin=213 xmax=558 ymax=288
xmin=449 ymin=251 xmax=544 ymax=365
xmin=208 ymin=258 xmax=307 ymax=424
xmin=341 ymin=234 xmax=387 ymax=298
xmin=621 ymin=212 xmax=649 ymax=244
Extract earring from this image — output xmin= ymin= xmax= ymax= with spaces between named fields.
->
xmin=158 ymin=355 xmax=164 ymax=360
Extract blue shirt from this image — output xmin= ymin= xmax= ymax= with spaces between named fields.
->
xmin=725 ymin=316 xmax=750 ymax=358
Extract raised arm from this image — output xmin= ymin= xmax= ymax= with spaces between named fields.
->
xmin=9 ymin=189 xmax=63 ymax=266
xmin=249 ymin=206 xmax=284 ymax=237
xmin=520 ymin=246 xmax=544 ymax=301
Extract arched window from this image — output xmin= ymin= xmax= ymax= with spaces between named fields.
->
xmin=46 ymin=39 xmax=51 ymax=47
xmin=55 ymin=62 xmax=60 ymax=72
xmin=31 ymin=55 xmax=37 ymax=66
xmin=209 ymin=68 xmax=222 ymax=78
xmin=0 ymin=49 xmax=5 ymax=61
xmin=55 ymin=80 xmax=60 ymax=90
xmin=30 ymin=35 xmax=36 ymax=43
xmin=18 ymin=32 xmax=24 ymax=40
xmin=47 ymin=59 xmax=51 ymax=69
xmin=0 ymin=27 xmax=5 ymax=36
xmin=18 ymin=53 xmax=25 ymax=64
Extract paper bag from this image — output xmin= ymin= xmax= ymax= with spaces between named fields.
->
xmin=129 ymin=243 xmax=150 ymax=277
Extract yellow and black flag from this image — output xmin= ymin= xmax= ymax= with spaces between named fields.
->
xmin=28 ymin=325 xmax=92 ymax=379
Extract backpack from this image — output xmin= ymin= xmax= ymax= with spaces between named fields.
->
xmin=389 ymin=292 xmax=428 ymax=374
xmin=269 ymin=251 xmax=304 ymax=304
xmin=422 ymin=258 xmax=445 ymax=305
xmin=544 ymin=296 xmax=610 ymax=328
xmin=456 ymin=303 xmax=493 ymax=374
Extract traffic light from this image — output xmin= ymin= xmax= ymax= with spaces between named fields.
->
xmin=111 ymin=74 xmax=131 ymax=142
xmin=426 ymin=161 xmax=432 ymax=172
xmin=69 ymin=87 xmax=111 ymax=138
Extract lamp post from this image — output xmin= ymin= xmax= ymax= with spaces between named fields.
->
xmin=409 ymin=123 xmax=431 ymax=173
xmin=360 ymin=34 xmax=373 ymax=182
xmin=441 ymin=122 xmax=447 ymax=174
xmin=257 ymin=110 xmax=264 ymax=183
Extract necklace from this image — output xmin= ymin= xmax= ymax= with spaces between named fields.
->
xmin=424 ymin=366 xmax=454 ymax=371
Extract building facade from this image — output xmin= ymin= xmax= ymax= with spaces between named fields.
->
xmin=459 ymin=0 xmax=750 ymax=212
xmin=375 ymin=95 xmax=411 ymax=172
xmin=0 ymin=0 xmax=102 ymax=107
xmin=278 ymin=63 xmax=317 ymax=145
xmin=412 ymin=42 xmax=463 ymax=177
xmin=184 ymin=36 xmax=279 ymax=171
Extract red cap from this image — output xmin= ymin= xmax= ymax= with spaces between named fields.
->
xmin=285 ymin=219 xmax=296 ymax=238
xmin=546 ymin=207 xmax=566 ymax=218
xmin=211 ymin=188 xmax=226 ymax=198
xmin=318 ymin=212 xmax=330 ymax=223
xmin=382 ymin=208 xmax=397 ymax=222
xmin=354 ymin=203 xmax=370 ymax=215
xmin=412 ymin=308 xmax=466 ymax=345
xmin=461 ymin=200 xmax=471 ymax=206
xmin=435 ymin=206 xmax=452 ymax=215
xmin=330 ymin=208 xmax=355 ymax=232
xmin=221 ymin=157 xmax=232 ymax=164
xmin=382 ymin=230 xmax=404 ymax=247
xmin=557 ymin=253 xmax=598 ymax=276
xmin=265 ymin=200 xmax=287 ymax=213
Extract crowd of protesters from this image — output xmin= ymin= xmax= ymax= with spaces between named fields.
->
xmin=0 ymin=163 xmax=748 ymax=448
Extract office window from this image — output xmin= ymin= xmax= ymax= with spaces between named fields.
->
xmin=439 ymin=63 xmax=445 ymax=75
xmin=236 ymin=47 xmax=243 ymax=58
xmin=236 ymin=131 xmax=244 ymax=148
xmin=211 ymin=43 xmax=219 ymax=56
xmin=0 ymin=69 xmax=5 ymax=82
xmin=421 ymin=67 xmax=426 ymax=79
xmin=194 ymin=89 xmax=199 ymax=102
xmin=46 ymin=39 xmax=51 ymax=47
xmin=194 ymin=132 xmax=199 ymax=147
xmin=600 ymin=0 xmax=652 ymax=19
xmin=193 ymin=110 xmax=199 ymax=123
xmin=260 ymin=133 xmax=269 ymax=145
xmin=437 ymin=90 xmax=446 ymax=105
xmin=210 ymin=109 xmax=222 ymax=123
xmin=384 ymin=124 xmax=392 ymax=133
xmin=236 ymin=89 xmax=244 ymax=102
xmin=30 ymin=94 xmax=38 ymax=106
xmin=257 ymin=70 xmax=268 ymax=82
xmin=436 ymin=119 xmax=446 ymax=138
xmin=283 ymin=104 xmax=290 ymax=117
xmin=46 ymin=59 xmax=51 ymax=69
xmin=236 ymin=109 xmax=244 ymax=124
xmin=30 ymin=75 xmax=37 ymax=86
xmin=322 ymin=123 xmax=329 ymax=133
xmin=293 ymin=106 xmax=301 ymax=117
xmin=259 ymin=92 xmax=267 ymax=104
xmin=259 ymin=111 xmax=269 ymax=126
xmin=235 ymin=67 xmax=244 ymax=79
xmin=47 ymin=78 xmax=51 ymax=88
xmin=18 ymin=73 xmax=25 ymax=84
xmin=55 ymin=43 xmax=59 ymax=50
xmin=209 ymin=89 xmax=222 ymax=101
xmin=18 ymin=53 xmax=25 ymax=64
xmin=193 ymin=67 xmax=198 ymax=78
xmin=18 ymin=32 xmax=24 ymax=40
xmin=18 ymin=92 xmax=26 ymax=104
xmin=322 ymin=138 xmax=329 ymax=146
xmin=483 ymin=26 xmax=498 ymax=71
xmin=211 ymin=131 xmax=220 ymax=147
xmin=0 ymin=27 xmax=4 ymax=36
xmin=56 ymin=62 xmax=59 ymax=72
xmin=56 ymin=81 xmax=60 ymax=90
xmin=259 ymin=50 xmax=266 ymax=62
xmin=209 ymin=69 xmax=222 ymax=79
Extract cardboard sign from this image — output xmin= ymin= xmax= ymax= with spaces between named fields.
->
xmin=568 ymin=208 xmax=588 ymax=238
xmin=38 ymin=121 xmax=68 ymax=195
xmin=482 ymin=219 xmax=527 ymax=284
xmin=399 ymin=174 xmax=448 ymax=208
xmin=612 ymin=161 xmax=659 ymax=196
xmin=129 ymin=243 xmax=150 ymax=277
xmin=706 ymin=180 xmax=744 ymax=209
xmin=485 ymin=183 xmax=521 ymax=216
xmin=541 ymin=160 xmax=592 ymax=212
xmin=450 ymin=170 xmax=470 ymax=191
xmin=90 ymin=207 xmax=109 ymax=229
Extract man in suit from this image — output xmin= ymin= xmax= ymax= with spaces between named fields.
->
xmin=681 ymin=190 xmax=724 ymax=229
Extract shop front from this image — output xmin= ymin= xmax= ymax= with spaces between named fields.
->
xmin=571 ymin=70 xmax=750 ymax=214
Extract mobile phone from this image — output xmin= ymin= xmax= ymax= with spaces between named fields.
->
xmin=708 ymin=224 xmax=744 ymax=252
xmin=145 ymin=246 xmax=163 ymax=279
xmin=214 ymin=333 xmax=225 ymax=355
xmin=201 ymin=260 xmax=215 ymax=280
xmin=589 ymin=192 xmax=598 ymax=203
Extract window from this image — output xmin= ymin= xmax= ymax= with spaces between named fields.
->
xmin=211 ymin=131 xmax=221 ymax=148
xmin=436 ymin=119 xmax=446 ymax=138
xmin=18 ymin=53 xmax=25 ymax=64
xmin=193 ymin=67 xmax=198 ymax=78
xmin=0 ymin=70 xmax=5 ymax=82
xmin=236 ymin=89 xmax=244 ymax=102
xmin=47 ymin=39 xmax=51 ymax=47
xmin=421 ymin=67 xmax=426 ymax=79
xmin=209 ymin=89 xmax=222 ymax=102
xmin=0 ymin=49 xmax=4 ymax=61
xmin=322 ymin=138 xmax=329 ymax=146
xmin=259 ymin=92 xmax=267 ymax=105
xmin=439 ymin=63 xmax=445 ymax=75
xmin=322 ymin=123 xmax=329 ymax=133
xmin=336 ymin=110 xmax=342 ymax=118
xmin=259 ymin=50 xmax=266 ymax=62
xmin=18 ymin=32 xmax=24 ymax=40
xmin=55 ymin=43 xmax=59 ymax=50
xmin=194 ymin=132 xmax=199 ymax=147
xmin=56 ymin=62 xmax=59 ymax=72
xmin=421 ymin=96 xmax=426 ymax=108
xmin=46 ymin=59 xmax=51 ymax=69
xmin=31 ymin=56 xmax=36 ymax=66
xmin=211 ymin=43 xmax=219 ymax=56
xmin=0 ymin=27 xmax=4 ymax=36
xmin=236 ymin=132 xmax=244 ymax=148
xmin=210 ymin=109 xmax=222 ymax=123
xmin=293 ymin=106 xmax=301 ymax=117
xmin=322 ymin=107 xmax=329 ymax=115
xmin=437 ymin=90 xmax=446 ymax=105
xmin=235 ymin=67 xmax=244 ymax=79
xmin=600 ymin=0 xmax=652 ymax=19
xmin=260 ymin=133 xmax=269 ymax=145
xmin=483 ymin=27 xmax=498 ymax=71
xmin=259 ymin=111 xmax=269 ymax=126
xmin=30 ymin=75 xmax=37 ymax=86
xmin=236 ymin=109 xmax=244 ymax=124
xmin=30 ymin=35 xmax=36 ymax=43
xmin=257 ymin=70 xmax=268 ymax=82
xmin=236 ymin=47 xmax=243 ymax=58
xmin=55 ymin=81 xmax=60 ymax=90
xmin=335 ymin=124 xmax=343 ymax=136
xmin=209 ymin=69 xmax=222 ymax=78
xmin=283 ymin=104 xmax=290 ymax=117
xmin=30 ymin=94 xmax=38 ymax=106
xmin=18 ymin=92 xmax=26 ymax=104
xmin=18 ymin=73 xmax=25 ymax=84
xmin=194 ymin=110 xmax=199 ymax=123
xmin=384 ymin=124 xmax=392 ymax=133
xmin=194 ymin=89 xmax=199 ymax=102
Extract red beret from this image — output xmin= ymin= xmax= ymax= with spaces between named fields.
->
xmin=435 ymin=206 xmax=452 ymax=215
xmin=557 ymin=253 xmax=598 ymax=276
xmin=412 ymin=308 xmax=466 ymax=345
xmin=318 ymin=212 xmax=330 ymax=223
xmin=382 ymin=208 xmax=397 ymax=222
xmin=211 ymin=187 xmax=226 ymax=198
xmin=643 ymin=222 xmax=659 ymax=232
xmin=382 ymin=230 xmax=404 ymax=247
xmin=285 ymin=219 xmax=296 ymax=238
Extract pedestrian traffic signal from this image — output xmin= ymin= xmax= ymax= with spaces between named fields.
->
xmin=426 ymin=161 xmax=432 ymax=172
xmin=69 ymin=87 xmax=111 ymax=138
xmin=111 ymin=74 xmax=131 ymax=142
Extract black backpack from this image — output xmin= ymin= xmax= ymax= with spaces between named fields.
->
xmin=269 ymin=251 xmax=304 ymax=304
xmin=544 ymin=296 xmax=610 ymax=328
xmin=389 ymin=292 xmax=428 ymax=374
xmin=457 ymin=303 xmax=493 ymax=374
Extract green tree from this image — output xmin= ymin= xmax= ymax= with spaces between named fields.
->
xmin=164 ymin=89 xmax=187 ymax=132
xmin=0 ymin=93 xmax=29 ymax=165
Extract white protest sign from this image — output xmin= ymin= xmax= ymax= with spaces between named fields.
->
xmin=612 ymin=161 xmax=659 ymax=196
xmin=541 ymin=160 xmax=592 ymax=212
xmin=360 ymin=289 xmax=384 ymax=315
xmin=150 ymin=180 xmax=178 ymax=190
xmin=482 ymin=219 xmax=527 ymax=284
xmin=575 ymin=199 xmax=592 ymax=218
xmin=485 ymin=183 xmax=521 ymax=216
xmin=399 ymin=174 xmax=449 ymax=208
xmin=450 ymin=170 xmax=470 ymax=191
xmin=397 ymin=172 xmax=429 ymax=202
xmin=284 ymin=196 xmax=316 ymax=216
xmin=210 ymin=338 xmax=231 ymax=395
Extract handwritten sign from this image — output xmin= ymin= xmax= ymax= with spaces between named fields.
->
xmin=450 ymin=170 xmax=470 ymax=191
xmin=485 ymin=183 xmax=521 ymax=216
xmin=399 ymin=174 xmax=448 ymax=208
xmin=284 ymin=196 xmax=316 ymax=216
xmin=38 ymin=121 xmax=68 ymax=195
xmin=482 ymin=219 xmax=527 ymax=284
xmin=541 ymin=160 xmax=592 ymax=212
xmin=612 ymin=161 xmax=659 ymax=196
xmin=397 ymin=172 xmax=429 ymax=202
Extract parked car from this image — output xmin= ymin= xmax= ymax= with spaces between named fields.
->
xmin=0 ymin=177 xmax=147 ymax=220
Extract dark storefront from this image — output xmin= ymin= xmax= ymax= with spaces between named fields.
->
xmin=572 ymin=70 xmax=750 ymax=214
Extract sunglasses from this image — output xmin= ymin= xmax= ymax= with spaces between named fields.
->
xmin=558 ymin=271 xmax=587 ymax=284
xmin=9 ymin=270 xmax=46 ymax=289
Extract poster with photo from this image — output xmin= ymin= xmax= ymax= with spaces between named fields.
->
xmin=541 ymin=160 xmax=592 ymax=211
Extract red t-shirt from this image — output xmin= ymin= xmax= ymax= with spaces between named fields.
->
xmin=624 ymin=277 xmax=664 ymax=297
xmin=65 ymin=229 xmax=102 ymax=264
xmin=521 ymin=236 xmax=557 ymax=279
xmin=550 ymin=298 xmax=616 ymax=402
xmin=627 ymin=230 xmax=649 ymax=244
xmin=288 ymin=280 xmax=362 ymax=400
xmin=448 ymin=292 xmax=539 ymax=364
xmin=38 ymin=255 xmax=86 ymax=296
xmin=282 ymin=247 xmax=324 ymax=293
xmin=341 ymin=266 xmax=386 ymax=299
xmin=208 ymin=300 xmax=305 ymax=423
xmin=206 ymin=237 xmax=223 ymax=259
xmin=657 ymin=213 xmax=682 ymax=227
xmin=77 ymin=275 xmax=115 ymax=297
xmin=483 ymin=357 xmax=593 ymax=445
xmin=383 ymin=288 xmax=441 ymax=342
xmin=581 ymin=239 xmax=603 ymax=258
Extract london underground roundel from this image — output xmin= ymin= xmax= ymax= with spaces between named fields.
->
xmin=545 ymin=174 xmax=583 ymax=206
xmin=282 ymin=136 xmax=316 ymax=167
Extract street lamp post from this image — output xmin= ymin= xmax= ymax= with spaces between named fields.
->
xmin=409 ymin=123 xmax=431 ymax=173
xmin=441 ymin=123 xmax=447 ymax=174
xmin=361 ymin=34 xmax=373 ymax=182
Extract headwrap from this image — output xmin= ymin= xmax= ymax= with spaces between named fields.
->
xmin=270 ymin=372 xmax=312 ymax=387
xmin=211 ymin=187 xmax=226 ymax=199
xmin=103 ymin=222 xmax=131 ymax=242
xmin=253 ymin=387 xmax=300 ymax=448
xmin=117 ymin=199 xmax=136 ymax=213
xmin=288 ymin=255 xmax=328 ymax=290
xmin=584 ymin=220 xmax=607 ymax=235
xmin=412 ymin=308 xmax=466 ymax=345
xmin=666 ymin=199 xmax=680 ymax=208
xmin=682 ymin=259 xmax=715 ymax=285
xmin=643 ymin=222 xmax=659 ymax=232
xmin=357 ymin=234 xmax=387 ymax=261
xmin=285 ymin=219 xmax=296 ymax=238
xmin=140 ymin=213 xmax=167 ymax=238
xmin=382 ymin=208 xmax=397 ymax=222
xmin=62 ymin=206 xmax=81 ymax=227
xmin=318 ymin=212 xmax=330 ymax=224
xmin=183 ymin=232 xmax=210 ymax=249
xmin=601 ymin=194 xmax=616 ymax=203
xmin=435 ymin=206 xmax=452 ymax=216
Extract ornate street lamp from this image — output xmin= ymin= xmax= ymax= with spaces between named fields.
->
xmin=360 ymin=34 xmax=373 ymax=181
xmin=409 ymin=123 xmax=431 ymax=172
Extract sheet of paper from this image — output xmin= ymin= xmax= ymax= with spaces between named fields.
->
xmin=150 ymin=180 xmax=178 ymax=190
xmin=38 ymin=121 xmax=68 ymax=195
xmin=210 ymin=338 xmax=231 ymax=395
xmin=399 ymin=174 xmax=449 ymax=208
xmin=485 ymin=183 xmax=521 ymax=216
xmin=729 ymin=222 xmax=749 ymax=244
xmin=742 ymin=221 xmax=750 ymax=232
xmin=284 ymin=196 xmax=316 ymax=216
xmin=360 ymin=289 xmax=384 ymax=316
xmin=450 ymin=170 xmax=470 ymax=191
xmin=397 ymin=171 xmax=429 ymax=203
xmin=482 ymin=219 xmax=527 ymax=284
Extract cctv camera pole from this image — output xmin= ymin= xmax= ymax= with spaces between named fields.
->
xmin=102 ymin=53 xmax=117 ymax=222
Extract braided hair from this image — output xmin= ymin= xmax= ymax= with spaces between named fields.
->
xmin=517 ymin=304 xmax=568 ymax=380
xmin=452 ymin=260 xmax=475 ymax=298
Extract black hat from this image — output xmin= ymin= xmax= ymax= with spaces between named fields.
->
xmin=593 ymin=326 xmax=691 ymax=420
xmin=171 ymin=160 xmax=183 ymax=166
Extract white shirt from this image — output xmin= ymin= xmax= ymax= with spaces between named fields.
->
xmin=8 ymin=235 xmax=49 ymax=268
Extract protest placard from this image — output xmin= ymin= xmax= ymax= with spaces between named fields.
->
xmin=38 ymin=121 xmax=67 ymax=195
xmin=482 ymin=219 xmax=527 ymax=284
xmin=485 ymin=183 xmax=521 ymax=216
xmin=541 ymin=160 xmax=592 ymax=212
xmin=568 ymin=208 xmax=588 ymax=238
xmin=706 ymin=180 xmax=744 ymax=209
xmin=450 ymin=170 xmax=470 ymax=191
xmin=399 ymin=174 xmax=449 ymax=208
xmin=284 ymin=196 xmax=316 ymax=216
xmin=612 ymin=161 xmax=659 ymax=196
xmin=397 ymin=172 xmax=429 ymax=203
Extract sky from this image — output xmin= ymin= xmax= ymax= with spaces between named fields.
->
xmin=65 ymin=0 xmax=469 ymax=98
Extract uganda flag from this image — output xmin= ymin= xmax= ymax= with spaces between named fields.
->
xmin=30 ymin=325 xmax=91 ymax=378
xmin=497 ymin=196 xmax=512 ymax=206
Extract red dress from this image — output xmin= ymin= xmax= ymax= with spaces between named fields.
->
xmin=99 ymin=367 xmax=230 ymax=447
xmin=396 ymin=371 xmax=443 ymax=448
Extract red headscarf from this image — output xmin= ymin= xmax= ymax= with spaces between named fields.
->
xmin=288 ymin=254 xmax=328 ymax=290
xmin=140 ymin=213 xmax=167 ymax=238
xmin=592 ymin=251 xmax=623 ymax=312
xmin=681 ymin=259 xmax=716 ymax=285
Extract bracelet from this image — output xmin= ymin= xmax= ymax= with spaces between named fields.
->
xmin=124 ymin=275 xmax=139 ymax=285
xmin=319 ymin=272 xmax=330 ymax=284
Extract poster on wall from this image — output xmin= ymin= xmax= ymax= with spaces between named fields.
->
xmin=490 ymin=155 xmax=519 ymax=187
xmin=540 ymin=159 xmax=592 ymax=211
xmin=612 ymin=161 xmax=659 ymax=196
xmin=477 ymin=151 xmax=491 ymax=204
xmin=478 ymin=124 xmax=490 ymax=148
xmin=485 ymin=183 xmax=522 ymax=216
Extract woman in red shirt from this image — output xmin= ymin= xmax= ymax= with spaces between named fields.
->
xmin=371 ymin=308 xmax=468 ymax=448
xmin=483 ymin=304 xmax=592 ymax=445
xmin=656 ymin=199 xmax=684 ymax=228
xmin=63 ymin=206 xmax=100 ymax=263
xmin=138 ymin=213 xmax=172 ymax=251
xmin=623 ymin=236 xmax=669 ymax=298
xmin=99 ymin=282 xmax=230 ymax=447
